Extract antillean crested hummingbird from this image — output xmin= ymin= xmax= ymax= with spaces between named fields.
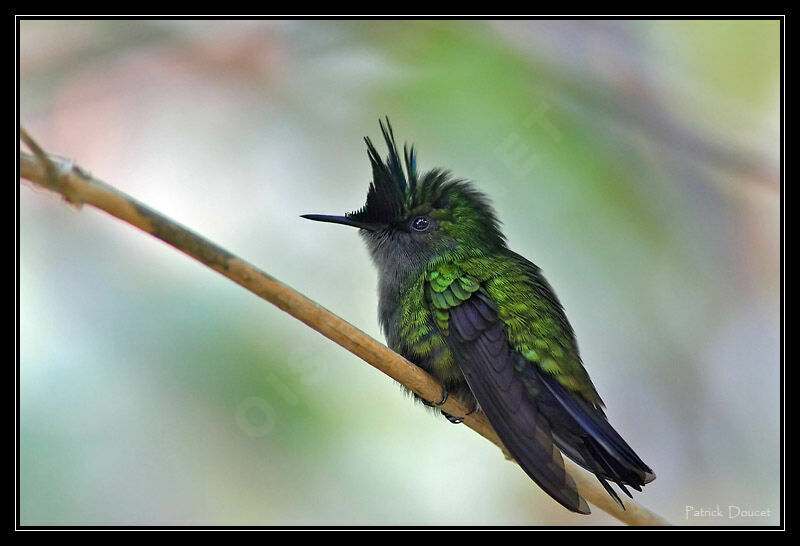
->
xmin=302 ymin=119 xmax=654 ymax=514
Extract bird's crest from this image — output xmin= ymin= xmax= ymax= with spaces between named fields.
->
xmin=346 ymin=117 xmax=418 ymax=225
xmin=344 ymin=118 xmax=505 ymax=250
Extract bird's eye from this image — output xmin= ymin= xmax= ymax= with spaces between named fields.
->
xmin=411 ymin=216 xmax=430 ymax=232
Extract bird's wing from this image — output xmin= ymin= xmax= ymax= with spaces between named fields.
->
xmin=498 ymin=252 xmax=654 ymax=484
xmin=427 ymin=257 xmax=654 ymax=507
xmin=425 ymin=265 xmax=590 ymax=514
xmin=429 ymin=256 xmax=602 ymax=405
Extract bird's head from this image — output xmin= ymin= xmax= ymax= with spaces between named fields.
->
xmin=303 ymin=119 xmax=506 ymax=275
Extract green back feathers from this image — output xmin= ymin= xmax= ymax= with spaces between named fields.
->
xmin=411 ymin=254 xmax=602 ymax=406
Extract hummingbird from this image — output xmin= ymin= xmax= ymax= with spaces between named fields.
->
xmin=302 ymin=119 xmax=654 ymax=514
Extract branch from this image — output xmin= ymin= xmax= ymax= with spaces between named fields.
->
xmin=18 ymin=132 xmax=670 ymax=526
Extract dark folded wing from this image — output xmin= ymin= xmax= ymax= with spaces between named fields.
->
xmin=448 ymin=291 xmax=590 ymax=514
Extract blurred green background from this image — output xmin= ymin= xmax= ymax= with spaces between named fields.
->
xmin=19 ymin=20 xmax=780 ymax=526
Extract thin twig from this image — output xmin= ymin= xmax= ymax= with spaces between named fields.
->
xmin=18 ymin=131 xmax=670 ymax=526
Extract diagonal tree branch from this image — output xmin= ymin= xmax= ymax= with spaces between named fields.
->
xmin=18 ymin=130 xmax=670 ymax=526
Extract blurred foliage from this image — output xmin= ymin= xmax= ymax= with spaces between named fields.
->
xmin=20 ymin=19 xmax=779 ymax=526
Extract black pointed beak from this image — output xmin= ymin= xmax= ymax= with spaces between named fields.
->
xmin=300 ymin=214 xmax=380 ymax=231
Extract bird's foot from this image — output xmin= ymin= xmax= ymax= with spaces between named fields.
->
xmin=422 ymin=386 xmax=448 ymax=407
xmin=435 ymin=386 xmax=448 ymax=406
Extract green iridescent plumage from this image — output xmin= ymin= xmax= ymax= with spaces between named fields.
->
xmin=303 ymin=118 xmax=654 ymax=514
xmin=424 ymin=256 xmax=601 ymax=404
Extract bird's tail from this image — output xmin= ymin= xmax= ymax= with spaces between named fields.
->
xmin=538 ymin=371 xmax=655 ymax=508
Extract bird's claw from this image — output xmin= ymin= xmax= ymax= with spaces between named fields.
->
xmin=422 ymin=385 xmax=448 ymax=407
xmin=435 ymin=386 xmax=448 ymax=406
xmin=423 ymin=387 xmax=467 ymax=423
